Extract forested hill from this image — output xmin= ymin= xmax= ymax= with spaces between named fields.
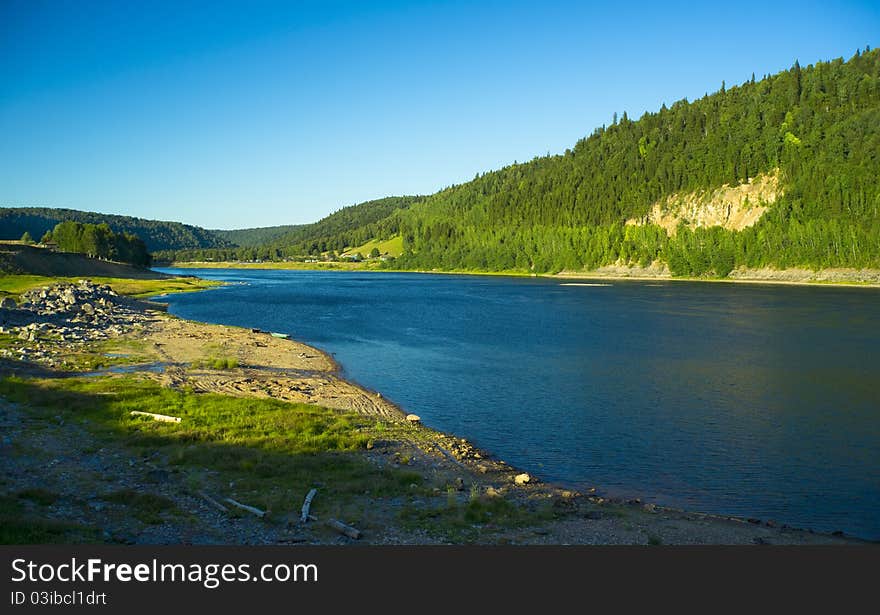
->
xmin=0 ymin=207 xmax=233 ymax=252
xmin=387 ymin=48 xmax=880 ymax=274
xmin=157 ymin=196 xmax=421 ymax=262
xmin=271 ymin=196 xmax=421 ymax=253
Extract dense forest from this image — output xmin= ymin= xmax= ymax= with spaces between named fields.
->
xmin=41 ymin=221 xmax=151 ymax=268
xmin=387 ymin=48 xmax=880 ymax=275
xmin=0 ymin=208 xmax=232 ymax=252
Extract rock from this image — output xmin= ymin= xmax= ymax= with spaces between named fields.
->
xmin=405 ymin=414 xmax=421 ymax=423
xmin=486 ymin=486 xmax=501 ymax=497
xmin=514 ymin=473 xmax=531 ymax=485
xmin=0 ymin=297 xmax=16 ymax=309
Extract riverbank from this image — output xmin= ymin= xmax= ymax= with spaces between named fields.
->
xmin=0 ymin=279 xmax=867 ymax=544
xmin=166 ymin=260 xmax=880 ymax=289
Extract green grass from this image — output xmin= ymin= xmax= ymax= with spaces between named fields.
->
xmin=0 ymin=274 xmax=220 ymax=301
xmin=190 ymin=355 xmax=239 ymax=370
xmin=400 ymin=493 xmax=554 ymax=542
xmin=16 ymin=488 xmax=60 ymax=506
xmin=170 ymin=260 xmax=383 ymax=271
xmin=212 ymin=357 xmax=238 ymax=370
xmin=345 ymin=235 xmax=404 ymax=258
xmin=0 ymin=494 xmax=100 ymax=544
xmin=101 ymin=489 xmax=179 ymax=525
xmin=0 ymin=375 xmax=429 ymax=529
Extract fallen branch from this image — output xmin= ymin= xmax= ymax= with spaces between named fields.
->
xmin=130 ymin=410 xmax=181 ymax=423
xmin=224 ymin=498 xmax=267 ymax=518
xmin=300 ymin=488 xmax=317 ymax=523
xmin=198 ymin=491 xmax=229 ymax=513
xmin=326 ymin=518 xmax=361 ymax=539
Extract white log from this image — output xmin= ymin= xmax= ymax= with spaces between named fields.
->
xmin=198 ymin=491 xmax=229 ymax=513
xmin=300 ymin=488 xmax=317 ymax=523
xmin=130 ymin=410 xmax=181 ymax=423
xmin=326 ymin=518 xmax=361 ymax=539
xmin=224 ymin=498 xmax=267 ymax=518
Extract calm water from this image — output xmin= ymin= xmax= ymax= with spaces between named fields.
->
xmin=156 ymin=269 xmax=880 ymax=539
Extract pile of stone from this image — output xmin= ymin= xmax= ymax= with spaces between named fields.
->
xmin=18 ymin=280 xmax=120 ymax=323
xmin=0 ymin=280 xmax=152 ymax=368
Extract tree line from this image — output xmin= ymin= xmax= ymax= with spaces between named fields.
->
xmin=42 ymin=221 xmax=152 ymax=268
xmin=0 ymin=207 xmax=232 ymax=252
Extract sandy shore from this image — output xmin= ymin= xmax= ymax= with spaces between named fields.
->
xmin=551 ymin=266 xmax=880 ymax=289
xmin=0 ymin=284 xmax=867 ymax=544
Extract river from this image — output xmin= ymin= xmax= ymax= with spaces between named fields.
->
xmin=155 ymin=268 xmax=880 ymax=539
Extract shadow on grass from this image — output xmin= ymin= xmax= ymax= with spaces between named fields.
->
xmin=0 ymin=375 xmax=423 ymax=544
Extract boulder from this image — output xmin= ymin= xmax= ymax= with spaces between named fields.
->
xmin=405 ymin=414 xmax=421 ymax=423
xmin=514 ymin=473 xmax=531 ymax=485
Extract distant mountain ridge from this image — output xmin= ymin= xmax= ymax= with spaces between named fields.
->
xmin=211 ymin=225 xmax=305 ymax=248
xmin=0 ymin=207 xmax=233 ymax=252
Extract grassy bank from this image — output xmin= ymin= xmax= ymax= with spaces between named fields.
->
xmin=0 ymin=274 xmax=221 ymax=300
xmin=166 ymin=260 xmax=384 ymax=271
xmin=0 ymin=374 xmax=546 ymax=543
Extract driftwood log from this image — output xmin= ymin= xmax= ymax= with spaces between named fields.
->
xmin=301 ymin=488 xmax=317 ymax=523
xmin=224 ymin=498 xmax=267 ymax=518
xmin=326 ymin=518 xmax=362 ymax=539
xmin=130 ymin=410 xmax=181 ymax=423
xmin=198 ymin=491 xmax=229 ymax=513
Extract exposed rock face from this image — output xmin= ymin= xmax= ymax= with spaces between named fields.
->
xmin=626 ymin=169 xmax=781 ymax=236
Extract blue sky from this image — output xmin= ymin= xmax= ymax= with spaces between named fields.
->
xmin=1 ymin=0 xmax=877 ymax=229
